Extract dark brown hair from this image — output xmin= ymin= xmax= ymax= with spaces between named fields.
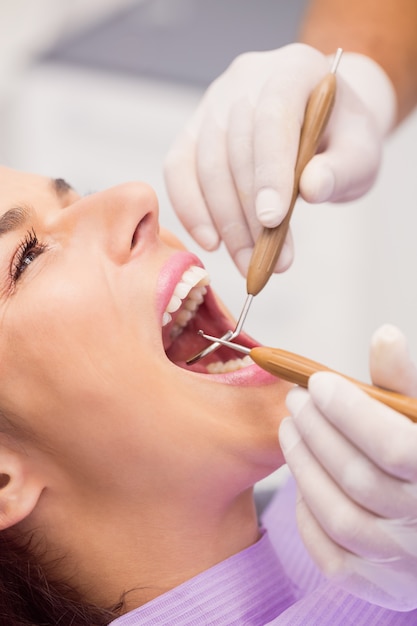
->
xmin=0 ymin=530 xmax=122 ymax=625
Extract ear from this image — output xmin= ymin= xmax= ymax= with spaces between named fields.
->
xmin=0 ymin=445 xmax=43 ymax=530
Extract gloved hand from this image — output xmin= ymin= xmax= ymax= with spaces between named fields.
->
xmin=279 ymin=324 xmax=417 ymax=611
xmin=164 ymin=43 xmax=396 ymax=276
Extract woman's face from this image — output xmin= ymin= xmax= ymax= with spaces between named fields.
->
xmin=0 ymin=167 xmax=290 ymax=501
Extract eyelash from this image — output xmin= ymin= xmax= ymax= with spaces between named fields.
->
xmin=11 ymin=228 xmax=47 ymax=284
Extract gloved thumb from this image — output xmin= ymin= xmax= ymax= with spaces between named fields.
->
xmin=370 ymin=324 xmax=417 ymax=396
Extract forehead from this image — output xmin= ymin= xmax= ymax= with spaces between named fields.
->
xmin=0 ymin=167 xmax=78 ymax=215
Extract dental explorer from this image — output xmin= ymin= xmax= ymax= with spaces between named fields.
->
xmin=187 ymin=48 xmax=343 ymax=366
xmin=198 ymin=333 xmax=417 ymax=424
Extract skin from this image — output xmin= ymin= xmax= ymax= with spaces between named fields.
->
xmin=299 ymin=0 xmax=417 ymax=123
xmin=0 ymin=166 xmax=291 ymax=612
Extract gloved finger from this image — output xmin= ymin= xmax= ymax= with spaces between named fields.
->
xmin=224 ymin=88 xmax=298 ymax=272
xmin=279 ymin=413 xmax=400 ymax=560
xmin=285 ymin=386 xmax=416 ymax=519
xmin=295 ymin=493 xmax=417 ymax=612
xmin=294 ymin=489 xmax=344 ymax=576
xmin=281 ymin=417 xmax=417 ymax=611
xmin=195 ymin=90 xmax=296 ymax=274
xmin=252 ymin=48 xmax=329 ymax=228
xmin=370 ymin=324 xmax=417 ymax=396
xmin=308 ymin=372 xmax=417 ymax=482
xmin=300 ymin=81 xmax=382 ymax=204
xmin=190 ymin=94 xmax=296 ymax=275
xmin=164 ymin=128 xmax=221 ymax=251
xmin=300 ymin=139 xmax=380 ymax=204
xmin=252 ymin=94 xmax=301 ymax=227
xmin=195 ymin=115 xmax=256 ymax=276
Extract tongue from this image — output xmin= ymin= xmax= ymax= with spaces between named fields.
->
xmin=165 ymin=316 xmax=206 ymax=363
xmin=168 ymin=299 xmax=232 ymax=361
xmin=165 ymin=300 xmax=240 ymax=366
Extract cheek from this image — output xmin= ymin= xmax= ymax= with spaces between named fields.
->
xmin=0 ymin=272 xmax=132 ymax=410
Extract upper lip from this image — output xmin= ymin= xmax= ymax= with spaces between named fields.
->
xmin=156 ymin=251 xmax=205 ymax=322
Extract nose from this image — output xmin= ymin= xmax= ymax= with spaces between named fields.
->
xmin=49 ymin=182 xmax=160 ymax=264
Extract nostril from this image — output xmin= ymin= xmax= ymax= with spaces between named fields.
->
xmin=131 ymin=212 xmax=152 ymax=250
xmin=131 ymin=223 xmax=140 ymax=250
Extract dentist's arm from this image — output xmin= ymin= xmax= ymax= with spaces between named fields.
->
xmin=280 ymin=324 xmax=417 ymax=611
xmin=164 ymin=0 xmax=417 ymax=276
xmin=300 ymin=0 xmax=417 ymax=123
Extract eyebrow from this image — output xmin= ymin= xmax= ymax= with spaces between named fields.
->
xmin=0 ymin=177 xmax=74 ymax=238
xmin=0 ymin=206 xmax=30 ymax=237
xmin=52 ymin=177 xmax=73 ymax=196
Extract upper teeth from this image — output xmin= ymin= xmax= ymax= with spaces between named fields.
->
xmin=162 ymin=265 xmax=210 ymax=334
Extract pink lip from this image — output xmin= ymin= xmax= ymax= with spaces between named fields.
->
xmin=156 ymin=251 xmax=204 ymax=321
xmin=189 ymin=361 xmax=278 ymax=387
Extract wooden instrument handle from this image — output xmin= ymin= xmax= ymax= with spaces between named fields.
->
xmin=247 ymin=72 xmax=337 ymax=296
xmin=250 ymin=346 xmax=417 ymax=423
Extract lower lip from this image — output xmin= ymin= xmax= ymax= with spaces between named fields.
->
xmin=184 ymin=361 xmax=279 ymax=387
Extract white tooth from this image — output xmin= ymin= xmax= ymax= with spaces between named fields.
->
xmin=188 ymin=285 xmax=207 ymax=302
xmin=193 ymin=294 xmax=205 ymax=304
xmin=162 ymin=265 xmax=210 ymax=328
xmin=162 ymin=311 xmax=172 ymax=326
xmin=224 ymin=359 xmax=240 ymax=372
xmin=242 ymin=355 xmax=254 ymax=366
xmin=193 ymin=266 xmax=210 ymax=284
xmin=206 ymin=355 xmax=253 ymax=374
xmin=166 ymin=294 xmax=182 ymax=314
xmin=184 ymin=298 xmax=200 ymax=312
xmin=175 ymin=308 xmax=193 ymax=327
xmin=181 ymin=270 xmax=197 ymax=286
xmin=170 ymin=324 xmax=183 ymax=339
xmin=173 ymin=281 xmax=193 ymax=300
xmin=182 ymin=266 xmax=210 ymax=287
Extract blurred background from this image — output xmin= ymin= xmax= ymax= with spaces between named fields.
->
xmin=1 ymin=0 xmax=417 ymax=398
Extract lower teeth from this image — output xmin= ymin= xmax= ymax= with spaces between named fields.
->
xmin=206 ymin=355 xmax=253 ymax=374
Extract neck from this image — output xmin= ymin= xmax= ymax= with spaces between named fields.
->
xmin=31 ymin=485 xmax=260 ymax=613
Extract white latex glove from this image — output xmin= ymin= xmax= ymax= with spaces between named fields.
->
xmin=279 ymin=324 xmax=417 ymax=611
xmin=164 ymin=43 xmax=397 ymax=276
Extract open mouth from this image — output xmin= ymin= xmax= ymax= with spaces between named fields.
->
xmin=162 ymin=265 xmax=255 ymax=374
